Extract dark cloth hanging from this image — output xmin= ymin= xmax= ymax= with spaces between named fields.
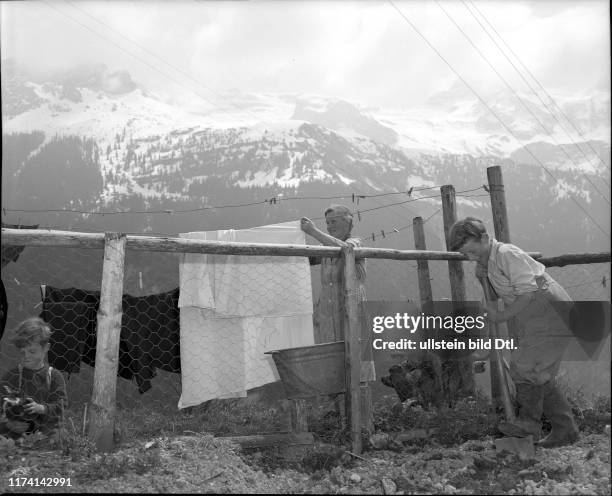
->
xmin=42 ymin=301 xmax=92 ymax=374
xmin=1 ymin=223 xmax=39 ymax=343
xmin=41 ymin=286 xmax=181 ymax=394
xmin=0 ymin=279 xmax=7 ymax=343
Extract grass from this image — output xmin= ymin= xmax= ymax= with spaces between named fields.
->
xmin=70 ymin=398 xmax=287 ymax=444
xmin=56 ymin=384 xmax=609 ymax=457
xmin=372 ymin=392 xmax=498 ymax=447
xmin=4 ymin=384 xmax=608 ymax=482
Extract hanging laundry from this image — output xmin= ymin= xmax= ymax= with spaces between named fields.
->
xmin=40 ymin=286 xmax=181 ymax=393
xmin=0 ymin=280 xmax=7 ymax=343
xmin=178 ymin=221 xmax=315 ymax=408
xmin=1 ymin=223 xmax=39 ymax=342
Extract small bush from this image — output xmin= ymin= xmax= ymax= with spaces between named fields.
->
xmin=372 ymin=392 xmax=497 ymax=447
xmin=432 ymin=395 xmax=498 ymax=446
xmin=372 ymin=394 xmax=437 ymax=433
xmin=309 ymin=408 xmax=351 ymax=445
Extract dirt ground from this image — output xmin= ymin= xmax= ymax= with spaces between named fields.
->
xmin=1 ymin=427 xmax=610 ymax=494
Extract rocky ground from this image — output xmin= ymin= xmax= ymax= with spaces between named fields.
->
xmin=1 ymin=392 xmax=610 ymax=494
xmin=1 ymin=428 xmax=610 ymax=494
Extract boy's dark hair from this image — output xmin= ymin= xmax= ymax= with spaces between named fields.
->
xmin=449 ymin=217 xmax=488 ymax=251
xmin=11 ymin=317 xmax=52 ymax=349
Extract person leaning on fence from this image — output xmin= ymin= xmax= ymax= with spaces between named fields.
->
xmin=300 ymin=205 xmax=375 ymax=382
xmin=0 ymin=317 xmax=67 ymax=442
xmin=449 ymin=217 xmax=579 ymax=448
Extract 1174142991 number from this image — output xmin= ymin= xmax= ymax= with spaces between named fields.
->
xmin=9 ymin=477 xmax=72 ymax=487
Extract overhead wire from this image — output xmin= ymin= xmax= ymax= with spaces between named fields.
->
xmin=386 ymin=0 xmax=610 ymax=239
xmin=458 ymin=0 xmax=611 ymax=196
xmin=26 ymin=0 xmax=449 ymax=244
xmin=2 ymin=187 xmax=448 ymax=215
xmin=435 ymin=0 xmax=610 ymax=205
xmin=465 ymin=0 xmax=611 ymax=188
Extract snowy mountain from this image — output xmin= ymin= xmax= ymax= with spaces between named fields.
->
xmin=1 ymin=63 xmax=610 ymax=255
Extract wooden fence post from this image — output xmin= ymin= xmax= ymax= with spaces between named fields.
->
xmin=487 ymin=166 xmax=511 ymax=243
xmin=342 ymin=244 xmax=362 ymax=454
xmin=88 ymin=232 xmax=126 ymax=451
xmin=441 ymin=186 xmax=474 ymax=400
xmin=413 ymin=216 xmax=433 ymax=305
xmin=440 ymin=185 xmax=466 ymax=301
xmin=413 ymin=216 xmax=444 ymax=393
xmin=486 ymin=166 xmax=512 ymax=406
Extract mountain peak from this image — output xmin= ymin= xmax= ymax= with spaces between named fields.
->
xmin=291 ymin=98 xmax=398 ymax=146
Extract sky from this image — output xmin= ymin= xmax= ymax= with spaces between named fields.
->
xmin=0 ymin=0 xmax=610 ymax=111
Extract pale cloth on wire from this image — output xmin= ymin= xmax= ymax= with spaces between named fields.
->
xmin=178 ymin=221 xmax=315 ymax=408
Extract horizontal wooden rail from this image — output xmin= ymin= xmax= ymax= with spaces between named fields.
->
xmin=1 ymin=228 xmax=548 ymax=261
xmin=1 ymin=228 xmax=340 ymax=258
xmin=538 ymin=252 xmax=611 ymax=267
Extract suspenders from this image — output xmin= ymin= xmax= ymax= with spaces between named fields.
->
xmin=17 ymin=364 xmax=53 ymax=391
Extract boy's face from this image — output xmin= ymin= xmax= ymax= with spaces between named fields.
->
xmin=325 ymin=214 xmax=351 ymax=241
xmin=19 ymin=341 xmax=49 ymax=370
xmin=457 ymin=238 xmax=488 ymax=262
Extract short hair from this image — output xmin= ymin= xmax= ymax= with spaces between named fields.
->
xmin=324 ymin=204 xmax=353 ymax=224
xmin=11 ymin=317 xmax=52 ymax=349
xmin=449 ymin=217 xmax=488 ymax=251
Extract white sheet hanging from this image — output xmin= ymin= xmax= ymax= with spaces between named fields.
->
xmin=178 ymin=221 xmax=314 ymax=408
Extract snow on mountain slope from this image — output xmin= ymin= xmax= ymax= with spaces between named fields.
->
xmin=3 ymin=61 xmax=609 ymax=162
xmin=6 ymin=83 xmax=206 ymax=143
xmin=2 ymin=64 xmax=609 ymax=209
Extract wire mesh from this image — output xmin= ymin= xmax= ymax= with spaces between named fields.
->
xmin=0 ymin=243 xmax=330 ymax=438
xmin=1 ymin=240 xmax=609 ymax=436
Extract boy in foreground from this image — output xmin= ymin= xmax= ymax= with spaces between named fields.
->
xmin=1 ymin=317 xmax=67 ymax=443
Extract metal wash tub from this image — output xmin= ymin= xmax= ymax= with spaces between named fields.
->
xmin=266 ymin=341 xmax=346 ymax=399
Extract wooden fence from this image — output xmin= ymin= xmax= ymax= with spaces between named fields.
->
xmin=2 ymin=166 xmax=609 ymax=454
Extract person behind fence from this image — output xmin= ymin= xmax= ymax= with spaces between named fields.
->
xmin=0 ymin=317 xmax=67 ymax=441
xmin=449 ymin=217 xmax=579 ymax=448
xmin=300 ymin=205 xmax=375 ymax=382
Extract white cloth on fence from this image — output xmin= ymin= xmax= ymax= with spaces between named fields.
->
xmin=178 ymin=221 xmax=314 ymax=408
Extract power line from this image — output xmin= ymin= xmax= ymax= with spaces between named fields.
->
xmin=354 ymin=189 xmax=485 ymax=244
xmin=436 ymin=0 xmax=610 ymax=205
xmin=462 ymin=0 xmax=610 ymax=187
xmin=386 ymin=0 xmax=610 ymax=239
xmin=465 ymin=0 xmax=612 ymax=177
xmin=462 ymin=0 xmax=610 ymax=196
xmin=2 ymin=187 xmax=487 ymax=247
xmin=1 ymin=186 xmax=463 ymax=216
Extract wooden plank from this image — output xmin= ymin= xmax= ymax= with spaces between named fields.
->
xmin=0 ymin=229 xmax=340 ymax=258
xmin=88 ymin=232 xmax=126 ymax=452
xmin=1 ymin=229 xmax=106 ymax=248
xmin=487 ymin=166 xmax=511 ymax=243
xmin=342 ymin=244 xmax=362 ymax=455
xmin=360 ymin=383 xmax=374 ymax=435
xmin=1 ymin=228 xmax=543 ymax=261
xmin=355 ymin=248 xmax=540 ymax=261
xmin=478 ymin=275 xmax=515 ymax=422
xmin=539 ymin=252 xmax=611 ymax=267
xmin=413 ymin=216 xmax=433 ymax=304
xmin=441 ymin=185 xmax=475 ymax=402
xmin=220 ymin=432 xmax=314 ymax=449
xmin=440 ymin=185 xmax=466 ymax=302
xmin=486 ymin=166 xmax=511 ymax=407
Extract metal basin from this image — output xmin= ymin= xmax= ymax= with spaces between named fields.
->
xmin=266 ymin=341 xmax=345 ymax=399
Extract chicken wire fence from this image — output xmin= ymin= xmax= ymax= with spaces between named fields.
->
xmin=364 ymin=259 xmax=611 ymax=302
xmin=1 ymin=243 xmax=609 ymax=420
